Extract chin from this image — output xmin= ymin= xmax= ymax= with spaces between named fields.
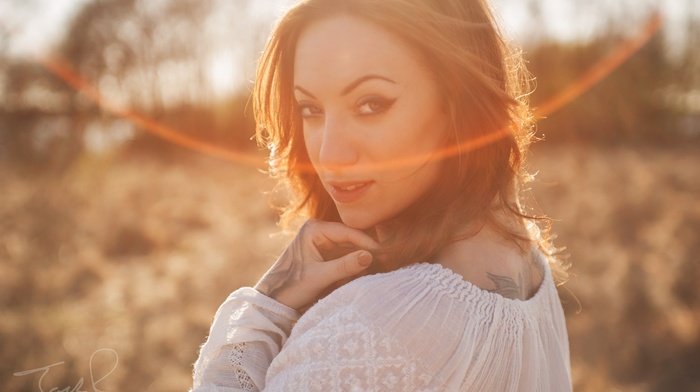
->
xmin=337 ymin=207 xmax=382 ymax=230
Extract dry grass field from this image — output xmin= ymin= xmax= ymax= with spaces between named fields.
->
xmin=1 ymin=143 xmax=698 ymax=391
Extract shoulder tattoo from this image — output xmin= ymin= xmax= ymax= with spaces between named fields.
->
xmin=486 ymin=272 xmax=524 ymax=300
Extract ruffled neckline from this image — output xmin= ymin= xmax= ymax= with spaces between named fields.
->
xmin=398 ymin=249 xmax=553 ymax=310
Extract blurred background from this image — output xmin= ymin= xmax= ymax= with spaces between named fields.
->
xmin=0 ymin=0 xmax=698 ymax=390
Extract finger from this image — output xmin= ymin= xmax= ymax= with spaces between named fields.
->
xmin=318 ymin=249 xmax=373 ymax=283
xmin=316 ymin=241 xmax=359 ymax=252
xmin=305 ymin=221 xmax=380 ymax=251
xmin=318 ymin=245 xmax=358 ymax=262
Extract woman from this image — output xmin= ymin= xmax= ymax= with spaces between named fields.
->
xmin=192 ymin=0 xmax=571 ymax=390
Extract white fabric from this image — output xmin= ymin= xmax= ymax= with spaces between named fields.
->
xmin=192 ymin=251 xmax=572 ymax=391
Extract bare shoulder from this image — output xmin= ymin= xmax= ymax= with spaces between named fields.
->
xmin=435 ymin=229 xmax=546 ymax=301
xmin=483 ymin=249 xmax=545 ymax=300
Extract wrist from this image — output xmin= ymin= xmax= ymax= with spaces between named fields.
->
xmin=254 ymin=282 xmax=299 ymax=310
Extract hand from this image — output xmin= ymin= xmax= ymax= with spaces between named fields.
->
xmin=254 ymin=219 xmax=380 ymax=311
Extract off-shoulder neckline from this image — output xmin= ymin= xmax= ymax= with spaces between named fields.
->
xmin=397 ymin=249 xmax=552 ymax=309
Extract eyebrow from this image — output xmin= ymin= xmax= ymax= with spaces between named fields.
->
xmin=294 ymin=74 xmax=397 ymax=99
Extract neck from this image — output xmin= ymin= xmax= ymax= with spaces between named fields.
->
xmin=435 ymin=209 xmax=530 ymax=265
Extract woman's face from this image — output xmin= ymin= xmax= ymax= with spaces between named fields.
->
xmin=294 ymin=15 xmax=449 ymax=230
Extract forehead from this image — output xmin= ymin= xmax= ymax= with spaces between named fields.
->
xmin=293 ymin=15 xmax=426 ymax=91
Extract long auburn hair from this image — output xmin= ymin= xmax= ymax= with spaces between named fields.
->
xmin=254 ymin=0 xmax=568 ymax=283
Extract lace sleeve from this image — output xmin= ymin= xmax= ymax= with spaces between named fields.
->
xmin=263 ymin=302 xmax=435 ymax=391
xmin=191 ymin=287 xmax=299 ymax=392
xmin=193 ymin=263 xmax=571 ymax=391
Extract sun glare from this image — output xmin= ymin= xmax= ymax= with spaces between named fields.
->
xmin=207 ymin=51 xmax=238 ymax=98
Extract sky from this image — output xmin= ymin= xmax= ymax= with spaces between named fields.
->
xmin=0 ymin=0 xmax=696 ymax=100
xmin=0 ymin=0 xmax=89 ymax=58
xmin=1 ymin=0 xmax=695 ymax=59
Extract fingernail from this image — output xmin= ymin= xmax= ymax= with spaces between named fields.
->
xmin=357 ymin=251 xmax=372 ymax=266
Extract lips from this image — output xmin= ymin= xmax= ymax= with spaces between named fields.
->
xmin=327 ymin=180 xmax=374 ymax=203
xmin=337 ymin=182 xmax=368 ymax=191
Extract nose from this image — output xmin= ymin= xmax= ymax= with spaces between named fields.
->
xmin=317 ymin=115 xmax=359 ymax=172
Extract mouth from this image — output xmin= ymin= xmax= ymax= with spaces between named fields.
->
xmin=327 ymin=180 xmax=374 ymax=204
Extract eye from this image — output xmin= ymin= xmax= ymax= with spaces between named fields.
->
xmin=297 ymin=102 xmax=324 ymax=118
xmin=355 ymin=96 xmax=396 ymax=116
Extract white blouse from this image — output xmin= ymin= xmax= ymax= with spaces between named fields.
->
xmin=191 ymin=251 xmax=572 ymax=391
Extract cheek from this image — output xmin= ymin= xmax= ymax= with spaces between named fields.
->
xmin=302 ymin=126 xmax=321 ymax=164
xmin=373 ymin=104 xmax=448 ymax=177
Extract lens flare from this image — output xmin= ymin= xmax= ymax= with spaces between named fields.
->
xmin=37 ymin=13 xmax=662 ymax=171
xmin=40 ymin=55 xmax=265 ymax=167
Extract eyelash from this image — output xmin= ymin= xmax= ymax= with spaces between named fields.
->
xmin=297 ymin=103 xmax=323 ymax=118
xmin=356 ymin=96 xmax=396 ymax=116
xmin=296 ymin=96 xmax=397 ymax=119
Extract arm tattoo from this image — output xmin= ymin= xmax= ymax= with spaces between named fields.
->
xmin=255 ymin=253 xmax=302 ymax=301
